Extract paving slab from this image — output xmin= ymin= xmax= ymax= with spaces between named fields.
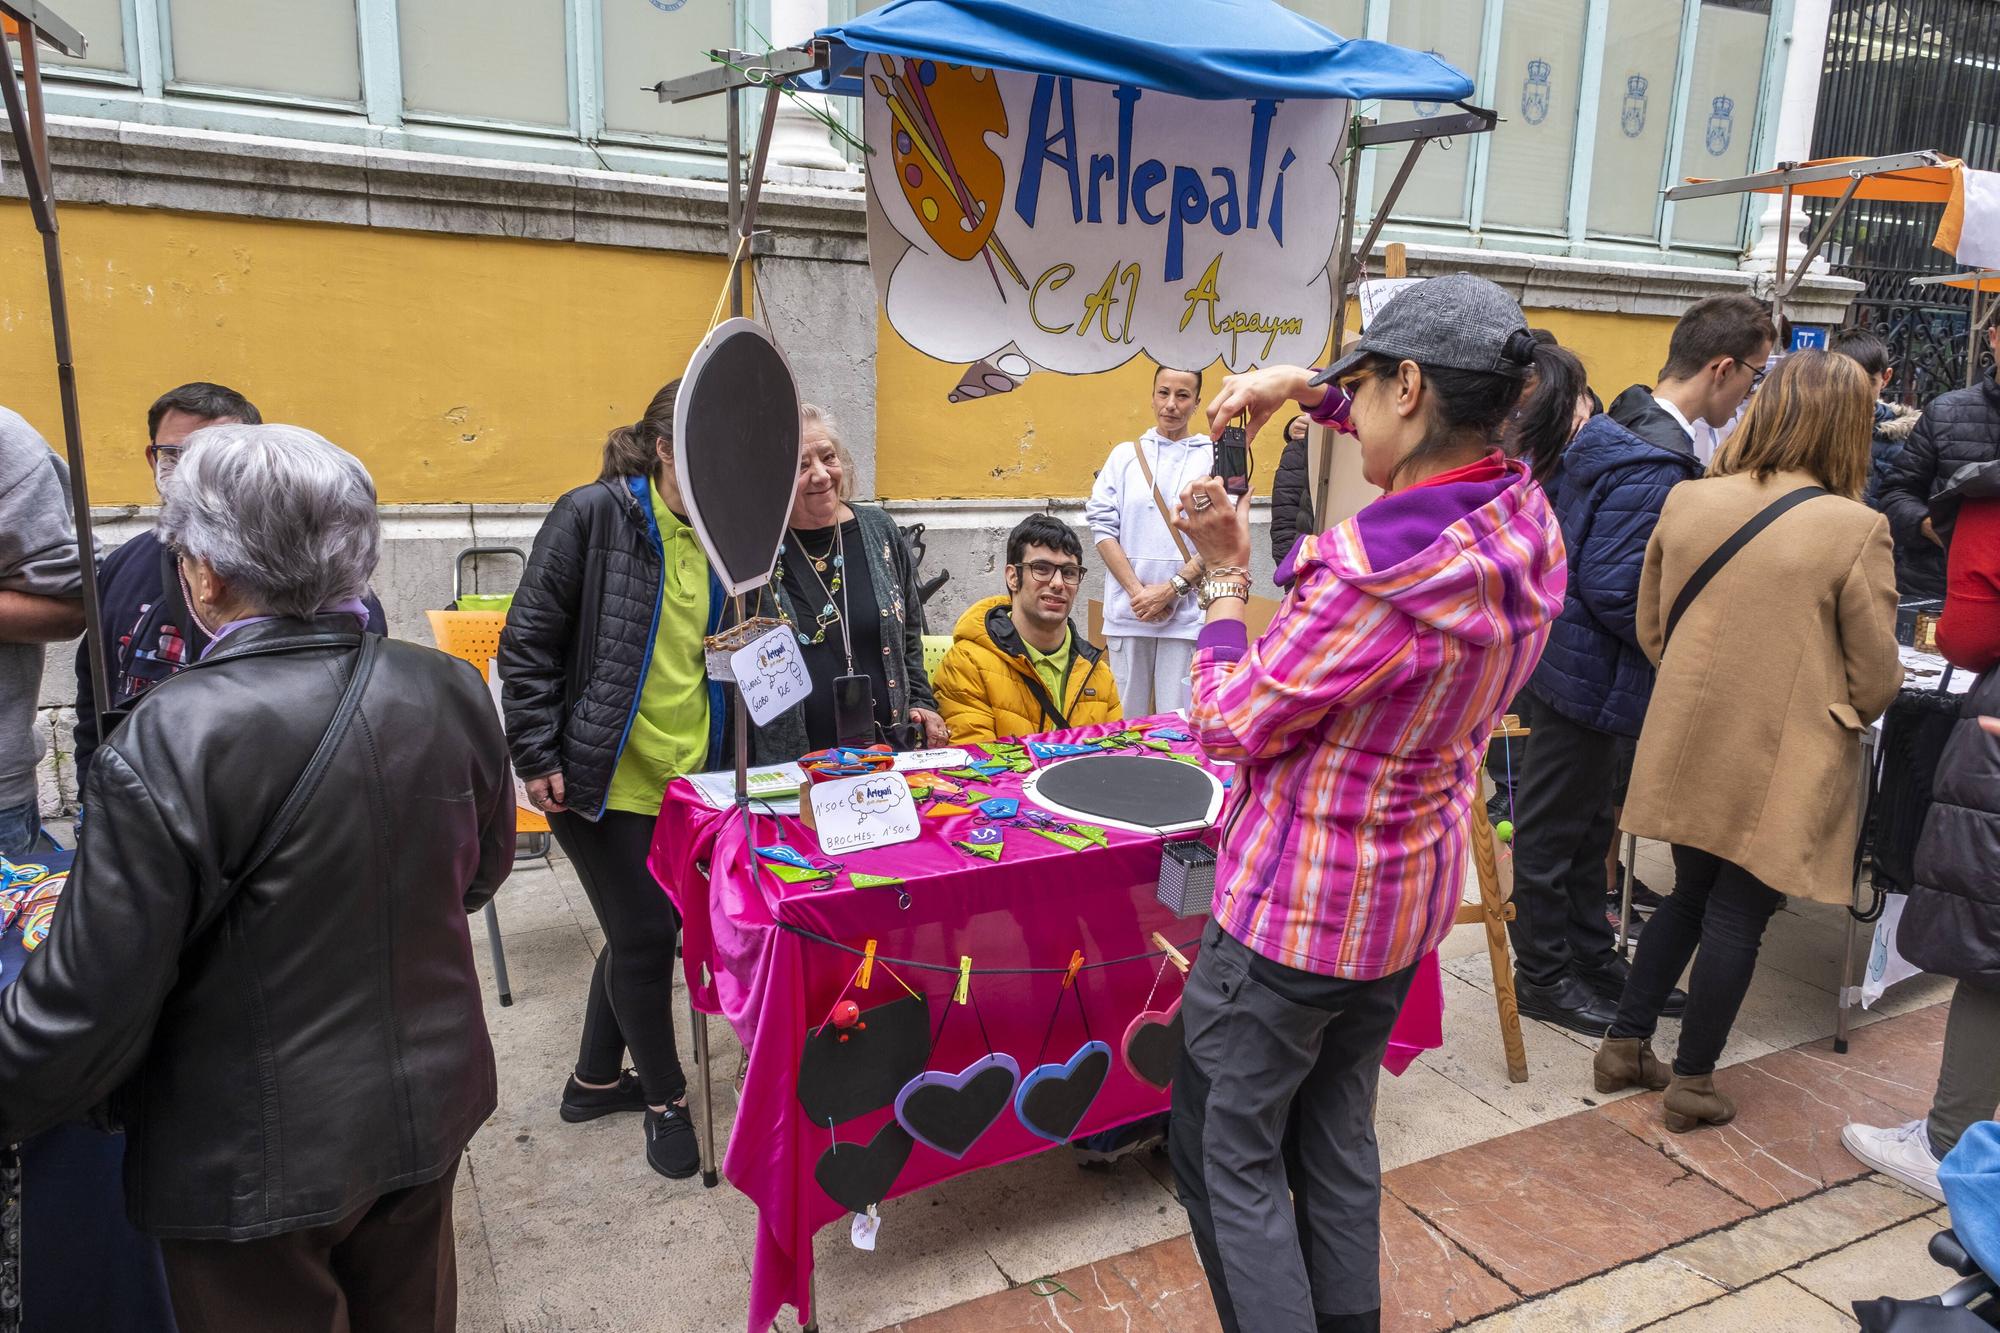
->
xmin=883 ymin=1233 xmax=1216 ymax=1332
xmin=1378 ymin=1194 xmax=1519 ymax=1331
xmin=1788 ymin=1210 xmax=1957 ymax=1311
xmin=1642 ymin=1274 xmax=1860 ymax=1332
xmin=1376 ymin=1058 xmax=1526 ymax=1173
xmin=1600 ymin=1008 xmax=1947 ymax=1209
xmin=1410 ymin=971 xmax=1617 ymax=1131
xmin=1386 ymin=1110 xmax=1750 ymax=1296
xmin=1453 ymin=1254 xmax=1726 ymax=1331
xmin=1666 ymin=1178 xmax=1936 ymax=1289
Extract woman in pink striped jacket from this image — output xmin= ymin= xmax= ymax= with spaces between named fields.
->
xmin=1165 ymin=275 xmax=1570 ymax=1333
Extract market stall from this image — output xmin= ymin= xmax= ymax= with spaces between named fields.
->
xmin=641 ymin=5 xmax=1504 ymax=1329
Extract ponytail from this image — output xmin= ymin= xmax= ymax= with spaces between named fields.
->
xmin=598 ymin=378 xmax=682 ymax=482
xmin=1507 ymin=340 xmax=1589 ymax=485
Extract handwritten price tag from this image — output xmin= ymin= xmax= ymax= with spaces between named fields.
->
xmin=730 ymin=626 xmax=812 ymax=727
xmin=809 ymin=772 xmax=921 ymax=855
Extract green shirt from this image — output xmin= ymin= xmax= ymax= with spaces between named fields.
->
xmin=605 ymin=483 xmax=711 ymax=815
xmin=1021 ymin=624 xmax=1075 ymax=714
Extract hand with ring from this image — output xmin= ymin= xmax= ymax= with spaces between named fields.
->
xmin=526 ymin=771 xmax=568 ymax=813
xmin=1174 ymin=476 xmax=1252 ymax=573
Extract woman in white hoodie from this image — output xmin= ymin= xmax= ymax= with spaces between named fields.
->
xmin=1085 ymin=364 xmax=1213 ymax=714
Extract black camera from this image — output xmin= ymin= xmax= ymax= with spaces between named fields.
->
xmin=1212 ymin=423 xmax=1251 ymax=497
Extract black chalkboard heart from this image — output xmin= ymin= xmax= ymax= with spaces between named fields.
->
xmin=814 ymin=1120 xmax=914 ymax=1213
xmin=674 ymin=318 xmax=801 ymax=596
xmin=1121 ymin=1002 xmax=1184 ymax=1090
xmin=1014 ymin=1041 xmax=1112 ymax=1144
xmin=894 ymin=1053 xmax=1021 ymax=1159
xmin=796 ymin=992 xmax=930 ymax=1127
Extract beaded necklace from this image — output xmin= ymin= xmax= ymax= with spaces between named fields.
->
xmin=777 ymin=523 xmax=852 ymax=665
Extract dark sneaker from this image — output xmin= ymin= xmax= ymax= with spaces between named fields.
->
xmin=560 ymin=1070 xmax=647 ymax=1123
xmin=645 ymin=1103 xmax=700 ymax=1180
xmin=1514 ymin=972 xmax=1617 ymax=1037
xmin=1575 ymin=954 xmax=1686 ymax=1018
xmin=1621 ymin=869 xmax=1669 ymax=912
xmin=1605 ymin=900 xmax=1646 ymax=942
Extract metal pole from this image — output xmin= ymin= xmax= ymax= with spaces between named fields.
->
xmin=1771 ymin=180 xmax=1793 ymax=335
xmin=1970 ymin=284 xmax=1989 ymax=390
xmin=1312 ymin=127 xmax=1366 ymax=534
xmin=726 ymin=84 xmax=743 ymax=318
xmin=2 ymin=32 xmax=112 ymax=725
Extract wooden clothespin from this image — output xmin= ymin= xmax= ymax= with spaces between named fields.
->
xmin=954 ymin=955 xmax=972 ymax=1005
xmin=1151 ymin=932 xmax=1192 ymax=975
xmin=859 ymin=940 xmax=877 ymax=990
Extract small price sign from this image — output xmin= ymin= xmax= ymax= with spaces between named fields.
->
xmin=730 ymin=625 xmax=812 ymax=727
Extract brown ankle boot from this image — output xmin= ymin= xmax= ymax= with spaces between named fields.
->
xmin=1593 ymin=1037 xmax=1671 ymax=1093
xmin=1662 ymin=1073 xmax=1736 ymax=1134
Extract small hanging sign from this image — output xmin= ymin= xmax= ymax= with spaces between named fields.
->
xmin=730 ymin=625 xmax=813 ymax=727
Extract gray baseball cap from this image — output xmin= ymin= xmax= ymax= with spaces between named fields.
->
xmin=1310 ymin=273 xmax=1536 ymax=387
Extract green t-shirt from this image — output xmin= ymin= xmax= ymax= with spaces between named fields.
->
xmin=1021 ymin=625 xmax=1075 ymax=714
xmin=604 ymin=483 xmax=711 ymax=815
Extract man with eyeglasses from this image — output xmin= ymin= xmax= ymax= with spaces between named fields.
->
xmin=932 ymin=513 xmax=1122 ymax=744
xmin=72 ymin=383 xmax=388 ymax=788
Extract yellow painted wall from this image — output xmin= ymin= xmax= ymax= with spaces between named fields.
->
xmin=874 ymin=304 xmax=1682 ymax=500
xmin=0 ymin=200 xmax=1681 ymax=506
xmin=0 ymin=203 xmax=728 ymax=505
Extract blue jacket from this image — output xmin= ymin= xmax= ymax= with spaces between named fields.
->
xmin=1526 ymin=412 xmax=1701 ymax=737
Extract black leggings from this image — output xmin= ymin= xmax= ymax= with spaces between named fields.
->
xmin=547 ymin=809 xmax=686 ymax=1106
xmin=1608 ymin=845 xmax=1784 ymax=1077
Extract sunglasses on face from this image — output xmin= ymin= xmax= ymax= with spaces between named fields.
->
xmin=1016 ymin=560 xmax=1085 ymax=586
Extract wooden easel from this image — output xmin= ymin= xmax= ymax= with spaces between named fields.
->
xmin=1455 ymin=714 xmax=1529 ymax=1083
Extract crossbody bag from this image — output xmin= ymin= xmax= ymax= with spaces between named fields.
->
xmin=1662 ymin=486 xmax=1828 ymax=649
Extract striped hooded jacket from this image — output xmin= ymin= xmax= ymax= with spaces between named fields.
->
xmin=1191 ymin=454 xmax=1567 ymax=979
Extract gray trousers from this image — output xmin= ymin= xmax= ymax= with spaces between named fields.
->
xmin=1929 ymin=980 xmax=2000 ymax=1157
xmin=1170 ymin=919 xmax=1416 ymax=1333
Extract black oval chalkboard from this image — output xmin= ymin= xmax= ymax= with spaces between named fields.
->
xmin=674 ymin=318 xmax=802 ymax=594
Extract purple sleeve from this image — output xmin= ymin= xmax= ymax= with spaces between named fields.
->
xmin=1197 ymin=618 xmax=1248 ymax=660
xmin=1304 ymin=385 xmax=1353 ymax=430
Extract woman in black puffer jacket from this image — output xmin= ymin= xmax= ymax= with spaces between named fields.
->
xmin=500 ymin=378 xmax=726 ymax=1181
xmin=1841 ymin=458 xmax=2000 ymax=1201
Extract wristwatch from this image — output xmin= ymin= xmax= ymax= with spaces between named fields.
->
xmin=1198 ymin=579 xmax=1251 ymax=610
xmin=1170 ymin=573 xmax=1192 ymax=597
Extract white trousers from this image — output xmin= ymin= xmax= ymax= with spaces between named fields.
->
xmin=1105 ymin=634 xmax=1197 ymax=718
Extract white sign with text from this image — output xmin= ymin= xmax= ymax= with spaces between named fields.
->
xmin=809 ymin=771 xmax=922 ymax=855
xmin=730 ymin=625 xmax=812 ymax=727
xmin=891 ymin=748 xmax=972 ymax=772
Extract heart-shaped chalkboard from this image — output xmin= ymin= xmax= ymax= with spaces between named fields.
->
xmin=1121 ymin=1002 xmax=1184 ymax=1090
xmin=674 ymin=317 xmax=801 ymax=596
xmin=814 ymin=1119 xmax=914 ymax=1213
xmin=796 ymin=992 xmax=930 ymax=1127
xmin=1015 ymin=1041 xmax=1112 ymax=1144
xmin=894 ymin=1053 xmax=1021 ymax=1159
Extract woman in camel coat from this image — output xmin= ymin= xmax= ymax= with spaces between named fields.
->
xmin=1593 ymin=349 xmax=1903 ymax=1133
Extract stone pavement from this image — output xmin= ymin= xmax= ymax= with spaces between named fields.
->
xmin=453 ymin=839 xmax=1962 ymax=1332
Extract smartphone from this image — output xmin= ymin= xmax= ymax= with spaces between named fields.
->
xmin=1213 ymin=424 xmax=1251 ymax=497
xmin=833 ymin=673 xmax=876 ymax=748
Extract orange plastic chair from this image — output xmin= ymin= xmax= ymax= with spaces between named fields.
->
xmin=426 ymin=607 xmax=544 ymax=1007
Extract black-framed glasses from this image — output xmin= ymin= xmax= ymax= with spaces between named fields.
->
xmin=146 ymin=443 xmax=183 ymax=469
xmin=1016 ymin=560 xmax=1085 ymax=586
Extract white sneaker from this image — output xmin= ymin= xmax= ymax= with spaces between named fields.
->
xmin=1842 ymin=1119 xmax=1947 ymax=1203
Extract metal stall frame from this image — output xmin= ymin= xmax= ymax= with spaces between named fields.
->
xmin=1909 ymin=268 xmax=2000 ymax=389
xmin=0 ymin=1 xmax=112 ymax=728
xmin=1663 ymin=150 xmax=1955 ymax=335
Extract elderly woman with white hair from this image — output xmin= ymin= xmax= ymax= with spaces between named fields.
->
xmin=0 ymin=424 xmax=515 ymax=1333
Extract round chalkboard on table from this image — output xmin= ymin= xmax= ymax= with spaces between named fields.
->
xmin=1023 ymin=754 xmax=1224 ymax=835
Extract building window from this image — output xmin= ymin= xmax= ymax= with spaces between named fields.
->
xmin=40 ymin=0 xmax=127 ymax=78
xmin=1377 ymin=0 xmax=1490 ymax=223
xmin=1481 ymin=0 xmax=1588 ymax=231
xmin=399 ymin=0 xmax=572 ymax=129
xmin=601 ymin=0 xmax=738 ymax=143
xmin=1670 ymin=0 xmax=1772 ymax=249
xmin=167 ymin=0 xmax=362 ymax=104
xmin=1586 ymin=0 xmax=1685 ymax=239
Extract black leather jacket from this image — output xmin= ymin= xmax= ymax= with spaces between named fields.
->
xmin=0 ymin=618 xmax=514 ymax=1240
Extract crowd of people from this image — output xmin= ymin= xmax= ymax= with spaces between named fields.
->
xmin=0 ymin=269 xmax=1985 ymax=1330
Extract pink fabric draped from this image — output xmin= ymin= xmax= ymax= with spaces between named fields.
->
xmin=649 ymin=717 xmax=1445 ymax=1332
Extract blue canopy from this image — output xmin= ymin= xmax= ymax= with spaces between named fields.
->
xmin=810 ymin=0 xmax=1474 ymax=103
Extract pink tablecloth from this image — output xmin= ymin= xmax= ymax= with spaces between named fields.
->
xmin=650 ymin=716 xmax=1444 ymax=1333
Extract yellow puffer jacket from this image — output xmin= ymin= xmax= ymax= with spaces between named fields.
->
xmin=933 ymin=596 xmax=1123 ymax=744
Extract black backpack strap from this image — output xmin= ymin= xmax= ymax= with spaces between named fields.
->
xmin=1664 ymin=487 xmax=1828 ymax=649
xmin=234 ymin=634 xmax=378 ymax=887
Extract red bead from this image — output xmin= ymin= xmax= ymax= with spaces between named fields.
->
xmin=832 ymin=999 xmax=861 ymax=1029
